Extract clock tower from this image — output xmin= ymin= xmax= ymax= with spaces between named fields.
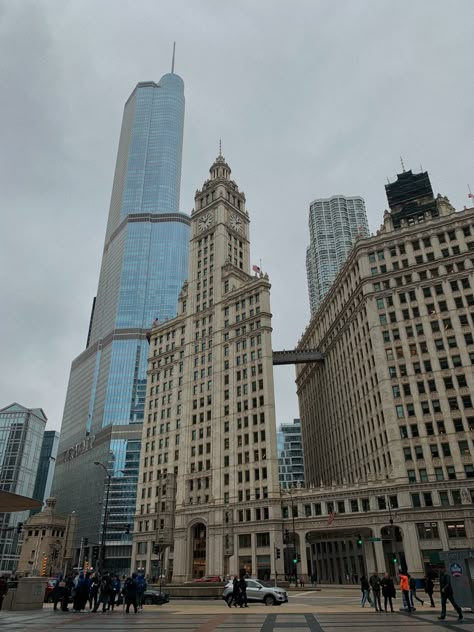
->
xmin=132 ymin=152 xmax=283 ymax=583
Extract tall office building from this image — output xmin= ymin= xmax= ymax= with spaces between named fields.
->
xmin=52 ymin=64 xmax=190 ymax=574
xmin=131 ymin=154 xmax=284 ymax=581
xmin=306 ymin=195 xmax=369 ymax=314
xmin=31 ymin=430 xmax=59 ymax=515
xmin=277 ymin=419 xmax=305 ymax=490
xmin=0 ymin=403 xmax=47 ymax=572
xmin=298 ymin=170 xmax=474 ymax=487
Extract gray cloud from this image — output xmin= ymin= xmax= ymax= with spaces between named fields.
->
xmin=0 ymin=0 xmax=472 ymax=430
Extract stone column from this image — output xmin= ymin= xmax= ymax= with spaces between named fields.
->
xmin=401 ymin=522 xmax=424 ymax=576
xmin=297 ymin=531 xmax=308 ymax=583
xmin=373 ymin=539 xmax=386 ymax=573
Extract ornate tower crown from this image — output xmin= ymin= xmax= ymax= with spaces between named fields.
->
xmin=209 ymin=153 xmax=231 ymax=181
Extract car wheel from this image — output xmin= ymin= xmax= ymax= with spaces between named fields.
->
xmin=264 ymin=594 xmax=276 ymax=606
xmin=144 ymin=596 xmax=153 ymax=605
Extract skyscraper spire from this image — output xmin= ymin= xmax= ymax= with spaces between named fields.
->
xmin=171 ymin=41 xmax=176 ymax=73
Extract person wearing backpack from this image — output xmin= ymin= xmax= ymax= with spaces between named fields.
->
xmin=369 ymin=573 xmax=382 ymax=612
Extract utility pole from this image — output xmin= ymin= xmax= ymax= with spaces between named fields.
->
xmin=94 ymin=461 xmax=111 ymax=573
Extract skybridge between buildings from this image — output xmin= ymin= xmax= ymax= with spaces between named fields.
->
xmin=272 ymin=349 xmax=324 ymax=365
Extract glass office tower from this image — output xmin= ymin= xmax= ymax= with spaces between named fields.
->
xmin=52 ymin=69 xmax=190 ymax=574
xmin=0 ymin=403 xmax=47 ymax=572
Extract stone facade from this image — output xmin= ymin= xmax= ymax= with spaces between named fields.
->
xmin=17 ymin=498 xmax=77 ymax=577
xmin=296 ymin=172 xmax=474 ymax=579
xmin=131 ymin=154 xmax=283 ymax=582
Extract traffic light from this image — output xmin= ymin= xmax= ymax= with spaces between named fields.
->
xmin=125 ymin=524 xmax=130 ymax=534
xmin=284 ymin=529 xmax=289 ymax=542
xmin=297 ymin=553 xmax=301 ymax=563
xmin=357 ymin=534 xmax=363 ymax=546
xmin=293 ymin=554 xmax=298 ymax=564
xmin=92 ymin=545 xmax=100 ymax=560
xmin=392 ymin=553 xmax=398 ymax=564
xmin=153 ymin=544 xmax=161 ymax=555
xmin=84 ymin=537 xmax=89 ymax=546
xmin=17 ymin=522 xmax=24 ymax=534
xmin=84 ymin=559 xmax=90 ymax=571
xmin=276 ymin=547 xmax=281 ymax=559
xmin=41 ymin=556 xmax=48 ymax=576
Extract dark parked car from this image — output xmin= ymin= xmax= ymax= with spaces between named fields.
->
xmin=143 ymin=589 xmax=170 ymax=605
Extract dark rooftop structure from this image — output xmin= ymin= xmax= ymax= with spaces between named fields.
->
xmin=385 ymin=169 xmax=439 ymax=229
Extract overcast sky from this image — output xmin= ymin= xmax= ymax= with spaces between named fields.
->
xmin=0 ymin=0 xmax=472 ymax=433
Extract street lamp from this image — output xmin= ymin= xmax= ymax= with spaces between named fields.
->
xmin=94 ymin=461 xmax=111 ymax=573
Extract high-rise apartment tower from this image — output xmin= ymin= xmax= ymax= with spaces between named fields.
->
xmin=306 ymin=195 xmax=369 ymax=314
xmin=52 ymin=64 xmax=190 ymax=574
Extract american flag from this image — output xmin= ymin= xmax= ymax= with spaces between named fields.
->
xmin=252 ymin=264 xmax=261 ymax=274
xmin=327 ymin=511 xmax=336 ymax=526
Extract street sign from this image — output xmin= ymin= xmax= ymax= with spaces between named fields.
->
xmin=367 ymin=537 xmax=381 ymax=542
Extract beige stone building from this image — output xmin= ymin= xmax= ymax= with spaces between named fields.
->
xmin=295 ymin=170 xmax=474 ymax=579
xmin=17 ymin=498 xmax=77 ymax=577
xmin=131 ymin=154 xmax=283 ymax=581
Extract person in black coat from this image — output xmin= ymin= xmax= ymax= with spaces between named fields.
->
xmin=424 ymin=576 xmax=435 ymax=607
xmin=438 ymin=568 xmax=463 ymax=622
xmin=228 ymin=576 xmax=240 ymax=608
xmin=123 ymin=573 xmax=139 ymax=614
xmin=238 ymin=577 xmax=248 ymax=607
xmin=381 ymin=572 xmax=395 ymax=612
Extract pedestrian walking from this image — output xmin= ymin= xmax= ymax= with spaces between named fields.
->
xmin=360 ymin=576 xmax=370 ymax=607
xmin=424 ymin=575 xmax=435 ymax=608
xmin=0 ymin=575 xmax=8 ymax=610
xmin=438 ymin=567 xmax=463 ymax=622
xmin=399 ymin=571 xmax=412 ymax=612
xmin=238 ymin=576 xmax=248 ymax=607
xmin=136 ymin=571 xmax=146 ymax=609
xmin=409 ymin=574 xmax=424 ymax=607
xmin=110 ymin=575 xmax=121 ymax=611
xmin=381 ymin=572 xmax=395 ymax=612
xmin=369 ymin=573 xmax=382 ymax=612
xmin=228 ymin=576 xmax=240 ymax=608
xmin=94 ymin=574 xmax=113 ymax=613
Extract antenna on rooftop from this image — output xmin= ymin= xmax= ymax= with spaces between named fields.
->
xmin=219 ymin=139 xmax=222 ymax=156
xmin=171 ymin=42 xmax=176 ymax=73
xmin=400 ymin=156 xmax=406 ymax=173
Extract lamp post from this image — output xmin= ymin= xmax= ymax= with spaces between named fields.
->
xmin=94 ymin=461 xmax=111 ymax=574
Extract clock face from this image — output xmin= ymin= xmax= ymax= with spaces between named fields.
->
xmin=229 ymin=213 xmax=243 ymax=234
xmin=198 ymin=212 xmax=213 ymax=232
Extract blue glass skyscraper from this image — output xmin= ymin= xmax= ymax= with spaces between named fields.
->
xmin=52 ymin=67 xmax=190 ymax=573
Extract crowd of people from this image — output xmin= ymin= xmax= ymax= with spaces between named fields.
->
xmin=359 ymin=567 xmax=463 ymax=622
xmin=50 ymin=570 xmax=147 ymax=614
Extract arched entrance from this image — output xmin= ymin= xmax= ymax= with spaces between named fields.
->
xmin=192 ymin=523 xmax=207 ymax=579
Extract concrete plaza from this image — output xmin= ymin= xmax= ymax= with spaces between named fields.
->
xmin=1 ymin=591 xmax=472 ymax=632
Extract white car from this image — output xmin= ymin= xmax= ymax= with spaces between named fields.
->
xmin=222 ymin=578 xmax=288 ymax=606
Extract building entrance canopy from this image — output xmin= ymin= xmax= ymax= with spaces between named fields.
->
xmin=0 ymin=490 xmax=42 ymax=512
